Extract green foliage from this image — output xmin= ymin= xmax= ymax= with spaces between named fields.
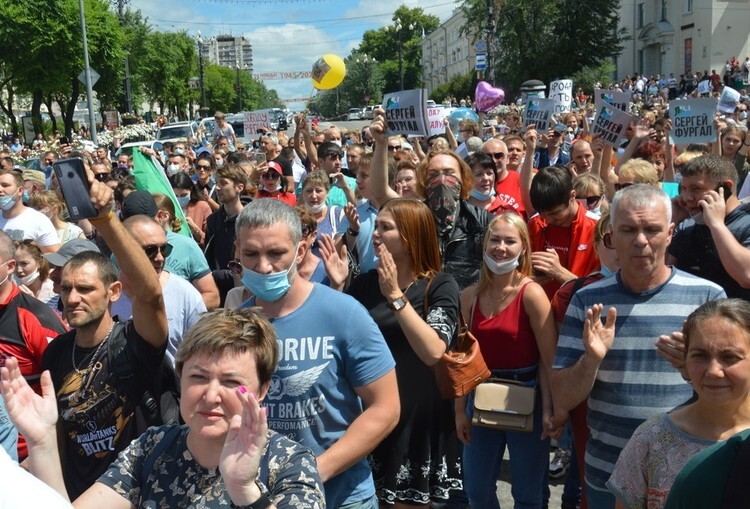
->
xmin=429 ymin=73 xmax=479 ymax=103
xmin=461 ymin=0 xmax=626 ymax=96
xmin=571 ymin=61 xmax=616 ymax=95
xmin=204 ymin=64 xmax=281 ymax=113
xmin=358 ymin=5 xmax=439 ymax=93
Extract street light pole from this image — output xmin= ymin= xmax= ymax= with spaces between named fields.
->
xmin=78 ymin=0 xmax=97 ymax=144
xmin=236 ymin=60 xmax=242 ymax=112
xmin=197 ymin=31 xmax=207 ymax=118
xmin=396 ymin=19 xmax=404 ymax=91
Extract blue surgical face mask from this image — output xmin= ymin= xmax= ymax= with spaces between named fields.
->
xmin=22 ymin=189 xmax=29 ymax=204
xmin=241 ymin=245 xmax=299 ymax=302
xmin=176 ymin=195 xmax=191 ymax=208
xmin=0 ymin=195 xmax=15 ymax=212
xmin=471 ymin=187 xmax=495 ymax=201
xmin=599 ymin=265 xmax=615 ymax=278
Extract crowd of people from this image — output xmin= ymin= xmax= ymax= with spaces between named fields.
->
xmin=0 ymin=70 xmax=749 ymax=509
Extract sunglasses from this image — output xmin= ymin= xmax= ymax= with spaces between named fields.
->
xmin=261 ymin=171 xmax=280 ymax=180
xmin=94 ymin=173 xmax=110 ymax=182
xmin=614 ymin=182 xmax=635 ymax=191
xmin=387 ymin=146 xmax=400 ymax=151
xmin=196 ymin=165 xmax=211 ymax=172
xmin=143 ymin=243 xmax=173 ymax=259
xmin=580 ymin=195 xmax=603 ymax=207
xmin=488 ymin=152 xmax=506 ymax=160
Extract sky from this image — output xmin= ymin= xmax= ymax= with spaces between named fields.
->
xmin=129 ymin=0 xmax=460 ymax=110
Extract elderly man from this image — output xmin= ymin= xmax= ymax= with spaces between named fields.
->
xmin=237 ymin=198 xmax=399 ymax=509
xmin=552 ymin=184 xmax=725 ymax=509
xmin=259 ymin=133 xmax=294 ymax=189
xmin=481 ymin=137 xmax=527 ymax=218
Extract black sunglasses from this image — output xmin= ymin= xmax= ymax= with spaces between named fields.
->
xmin=143 ymin=243 xmax=173 ymax=259
xmin=94 ymin=173 xmax=110 ymax=182
xmin=581 ymin=195 xmax=603 ymax=207
xmin=488 ymin=151 xmax=505 ymax=160
xmin=614 ymin=182 xmax=634 ymax=191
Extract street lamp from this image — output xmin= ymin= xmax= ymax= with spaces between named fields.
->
xmin=394 ymin=18 xmax=416 ymax=91
xmin=355 ymin=54 xmax=376 ymax=104
xmin=236 ymin=59 xmax=242 ymax=112
xmin=197 ymin=31 xmax=208 ymax=118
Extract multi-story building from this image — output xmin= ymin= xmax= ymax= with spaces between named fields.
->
xmin=201 ymin=35 xmax=254 ymax=73
xmin=421 ymin=9 xmax=475 ymax=95
xmin=615 ymin=0 xmax=750 ymax=80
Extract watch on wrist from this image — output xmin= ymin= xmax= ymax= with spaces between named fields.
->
xmin=347 ymin=227 xmax=359 ymax=237
xmin=230 ymin=493 xmax=271 ymax=509
xmin=389 ymin=294 xmax=409 ymax=312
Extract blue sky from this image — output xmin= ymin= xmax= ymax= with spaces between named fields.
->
xmin=130 ymin=0 xmax=460 ymax=110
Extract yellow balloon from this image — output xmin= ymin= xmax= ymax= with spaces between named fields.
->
xmin=311 ymin=54 xmax=346 ymax=90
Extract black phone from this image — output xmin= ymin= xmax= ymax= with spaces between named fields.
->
xmin=717 ymin=183 xmax=732 ymax=199
xmin=52 ymin=158 xmax=98 ymax=220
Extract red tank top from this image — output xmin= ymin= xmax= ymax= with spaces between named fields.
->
xmin=471 ymin=282 xmax=540 ymax=370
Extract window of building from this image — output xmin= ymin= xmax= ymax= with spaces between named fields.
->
xmin=661 ymin=0 xmax=667 ymax=21
xmin=684 ymin=0 xmax=693 ymax=13
xmin=637 ymin=3 xmax=644 ymax=28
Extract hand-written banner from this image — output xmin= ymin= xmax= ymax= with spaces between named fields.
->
xmin=427 ymin=107 xmax=446 ymax=135
xmin=595 ymin=89 xmax=630 ymax=112
xmin=718 ymin=87 xmax=741 ymax=114
xmin=591 ymin=104 xmax=632 ymax=147
xmin=523 ymin=98 xmax=555 ymax=131
xmin=550 ymin=80 xmax=573 ymax=114
xmin=383 ymin=89 xmax=429 ymax=137
xmin=669 ymin=98 xmax=717 ymax=145
xmin=244 ymin=109 xmax=272 ymax=135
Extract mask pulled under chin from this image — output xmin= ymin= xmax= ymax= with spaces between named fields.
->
xmin=308 ymin=202 xmax=326 ymax=214
xmin=483 ymin=252 xmax=520 ymax=275
xmin=426 ymin=174 xmax=461 ymax=235
xmin=14 ymin=270 xmax=39 ymax=286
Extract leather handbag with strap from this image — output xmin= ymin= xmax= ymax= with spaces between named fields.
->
xmin=471 ymin=378 xmax=536 ymax=432
xmin=425 ymin=277 xmax=491 ymax=399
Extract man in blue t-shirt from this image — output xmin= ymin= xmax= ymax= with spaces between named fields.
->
xmin=552 ymin=185 xmax=725 ymax=509
xmin=237 ymin=198 xmax=399 ymax=509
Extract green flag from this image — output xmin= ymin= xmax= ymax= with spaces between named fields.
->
xmin=131 ymin=149 xmax=190 ymax=237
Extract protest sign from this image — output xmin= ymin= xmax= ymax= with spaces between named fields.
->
xmin=383 ymin=89 xmax=429 ymax=137
xmin=427 ymin=106 xmax=446 ymax=135
xmin=696 ymin=80 xmax=711 ymax=96
xmin=595 ymin=89 xmax=630 ymax=112
xmin=550 ymin=79 xmax=573 ymax=114
xmin=104 ymin=111 xmax=119 ymax=130
xmin=244 ymin=109 xmax=272 ymax=136
xmin=591 ymin=104 xmax=632 ymax=147
xmin=523 ymin=98 xmax=555 ymax=131
xmin=669 ymin=98 xmax=717 ymax=145
xmin=717 ymin=87 xmax=740 ymax=114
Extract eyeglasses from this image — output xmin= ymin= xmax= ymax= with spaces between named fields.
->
xmin=614 ymin=183 xmax=634 ymax=191
xmin=196 ymin=165 xmax=211 ymax=172
xmin=487 ymin=152 xmax=506 ymax=160
xmin=94 ymin=173 xmax=110 ymax=182
xmin=387 ymin=145 xmax=400 ymax=151
xmin=143 ymin=243 xmax=173 ymax=259
xmin=580 ymin=195 xmax=603 ymax=207
xmin=261 ymin=171 xmax=280 ymax=180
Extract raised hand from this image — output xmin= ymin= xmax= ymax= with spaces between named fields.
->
xmin=318 ymin=234 xmax=349 ymax=290
xmin=371 ymin=110 xmax=388 ymax=146
xmin=220 ymin=387 xmax=269 ymax=506
xmin=582 ymin=304 xmax=617 ymax=362
xmin=376 ymin=244 xmax=401 ymax=301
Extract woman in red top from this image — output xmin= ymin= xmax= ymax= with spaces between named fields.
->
xmin=455 ymin=212 xmax=558 ymax=509
xmin=257 ymin=161 xmax=296 ymax=206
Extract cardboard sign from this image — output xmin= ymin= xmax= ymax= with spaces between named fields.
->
xmin=717 ymin=87 xmax=741 ymax=114
xmin=383 ymin=89 xmax=429 ymax=137
xmin=244 ymin=109 xmax=272 ymax=136
xmin=669 ymin=98 xmax=717 ymax=144
xmin=427 ymin=106 xmax=446 ymax=135
xmin=550 ymin=79 xmax=573 ymax=114
xmin=104 ymin=111 xmax=119 ymax=131
xmin=595 ymin=89 xmax=630 ymax=112
xmin=523 ymin=98 xmax=555 ymax=131
xmin=591 ymin=104 xmax=632 ymax=147
xmin=696 ymin=80 xmax=711 ymax=96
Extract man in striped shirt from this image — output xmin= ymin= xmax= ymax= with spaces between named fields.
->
xmin=551 ymin=184 xmax=725 ymax=509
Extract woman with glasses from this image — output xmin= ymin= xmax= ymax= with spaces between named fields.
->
xmin=299 ymin=170 xmax=346 ymax=256
xmin=257 ymin=161 xmax=296 ymax=206
xmin=28 ymin=191 xmax=86 ymax=244
xmin=573 ymin=173 xmax=607 ymax=217
xmin=170 ymin=172 xmax=212 ymax=246
xmin=193 ymin=157 xmax=219 ymax=212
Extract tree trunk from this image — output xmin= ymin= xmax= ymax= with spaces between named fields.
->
xmin=31 ymin=89 xmax=44 ymax=135
xmin=44 ymin=94 xmax=57 ymax=134
xmin=0 ymin=80 xmax=18 ymax=135
xmin=60 ymin=78 xmax=81 ymax=138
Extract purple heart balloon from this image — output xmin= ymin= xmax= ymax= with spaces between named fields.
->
xmin=475 ymin=81 xmax=505 ymax=112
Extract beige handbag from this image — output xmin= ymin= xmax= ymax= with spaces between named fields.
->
xmin=471 ymin=379 xmax=536 ymax=432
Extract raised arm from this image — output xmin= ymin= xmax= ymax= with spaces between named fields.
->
xmin=444 ymin=118 xmax=458 ymax=150
xmin=521 ymin=125 xmax=538 ymax=216
xmin=370 ymin=110 xmax=399 ymax=206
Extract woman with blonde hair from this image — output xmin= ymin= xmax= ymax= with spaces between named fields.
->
xmin=573 ymin=173 xmax=608 ymax=216
xmin=456 ymin=212 xmax=558 ymax=509
xmin=347 ymin=198 xmax=463 ymax=508
xmin=27 ymin=191 xmax=86 ymax=244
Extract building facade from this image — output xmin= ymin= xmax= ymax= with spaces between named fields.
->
xmin=615 ymin=0 xmax=750 ymax=81
xmin=201 ymin=35 xmax=254 ymax=73
xmin=421 ymin=9 xmax=475 ymax=95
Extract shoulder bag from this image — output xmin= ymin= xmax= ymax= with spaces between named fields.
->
xmin=426 ymin=277 xmax=491 ymax=399
xmin=471 ymin=378 xmax=536 ymax=432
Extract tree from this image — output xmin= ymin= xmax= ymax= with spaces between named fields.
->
xmin=359 ymin=5 xmax=439 ymax=93
xmin=140 ymin=31 xmax=196 ymax=119
xmin=429 ymin=72 xmax=478 ymax=103
xmin=460 ymin=0 xmax=627 ymax=97
xmin=571 ymin=61 xmax=617 ymax=95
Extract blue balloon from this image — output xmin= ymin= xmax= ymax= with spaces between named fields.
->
xmin=448 ymin=107 xmax=479 ymax=132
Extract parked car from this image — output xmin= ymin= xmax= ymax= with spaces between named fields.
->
xmin=157 ymin=121 xmax=199 ymax=143
xmin=270 ymin=109 xmax=288 ymax=131
xmin=347 ymin=108 xmax=363 ymax=121
xmin=363 ymin=106 xmax=375 ymax=120
xmin=114 ymin=140 xmax=165 ymax=158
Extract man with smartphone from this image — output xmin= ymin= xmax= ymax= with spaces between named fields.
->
xmin=668 ymin=154 xmax=750 ymax=299
xmin=0 ymin=170 xmax=60 ymax=253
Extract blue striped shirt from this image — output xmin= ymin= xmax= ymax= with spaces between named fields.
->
xmin=553 ymin=268 xmax=725 ymax=492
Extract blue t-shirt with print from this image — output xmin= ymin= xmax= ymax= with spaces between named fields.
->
xmin=243 ymin=283 xmax=395 ymax=508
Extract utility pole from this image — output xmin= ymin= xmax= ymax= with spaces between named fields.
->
xmin=78 ymin=0 xmax=98 ymax=145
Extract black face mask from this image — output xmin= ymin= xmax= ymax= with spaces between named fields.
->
xmin=425 ymin=174 xmax=461 ymax=235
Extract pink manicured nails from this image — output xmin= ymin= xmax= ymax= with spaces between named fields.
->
xmin=238 ymin=385 xmax=247 ymax=394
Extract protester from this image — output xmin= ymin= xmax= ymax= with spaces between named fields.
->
xmin=347 ymin=199 xmax=463 ymax=507
xmin=299 ymin=170 xmax=346 ymax=255
xmin=170 ymin=172 xmax=211 ymax=245
xmin=466 ymin=152 xmax=515 ymax=214
xmin=257 ymin=161 xmax=296 ymax=206
xmin=14 ymin=239 xmax=55 ymax=303
xmin=0 ymin=308 xmax=326 ymax=507
xmin=0 ymin=170 xmax=61 ymax=253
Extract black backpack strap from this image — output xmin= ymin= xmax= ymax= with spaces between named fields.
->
xmin=139 ymin=426 xmax=183 ymax=497
xmin=720 ymin=433 xmax=750 ymax=508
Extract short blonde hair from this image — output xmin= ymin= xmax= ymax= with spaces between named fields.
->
xmin=619 ymin=158 xmax=659 ymax=186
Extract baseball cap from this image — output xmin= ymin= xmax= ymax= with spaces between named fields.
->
xmin=120 ymin=190 xmax=158 ymax=220
xmin=43 ymin=239 xmax=101 ymax=267
xmin=466 ymin=136 xmax=483 ymax=156
xmin=265 ymin=161 xmax=283 ymax=176
xmin=22 ymin=169 xmax=46 ymax=187
xmin=552 ymin=123 xmax=568 ymax=135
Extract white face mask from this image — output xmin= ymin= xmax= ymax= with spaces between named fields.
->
xmin=690 ymin=210 xmax=705 ymax=225
xmin=483 ymin=252 xmax=521 ymax=275
xmin=331 ymin=140 xmax=342 ymax=148
xmin=308 ymin=202 xmax=326 ymax=214
xmin=14 ymin=270 xmax=39 ymax=286
xmin=167 ymin=164 xmax=181 ymax=176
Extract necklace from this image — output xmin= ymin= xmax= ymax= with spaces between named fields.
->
xmin=72 ymin=323 xmax=115 ymax=375
xmin=487 ymin=274 xmax=522 ymax=303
